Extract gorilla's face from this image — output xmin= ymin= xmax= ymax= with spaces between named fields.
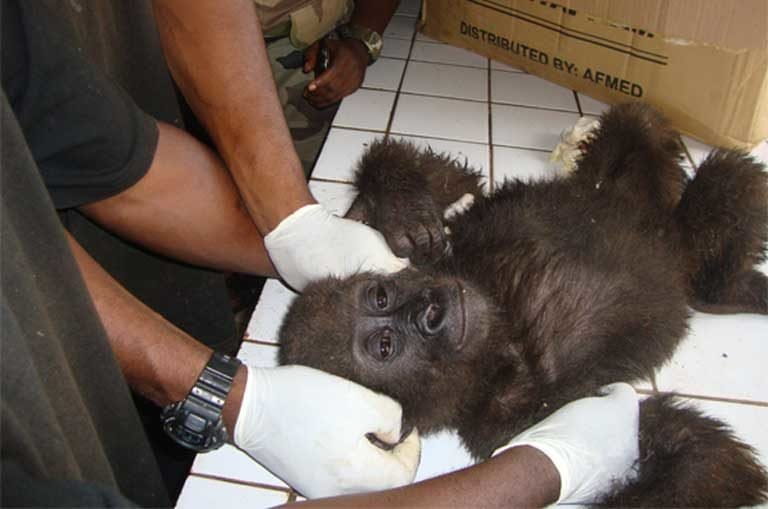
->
xmin=278 ymin=268 xmax=497 ymax=432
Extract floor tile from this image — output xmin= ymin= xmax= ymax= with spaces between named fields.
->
xmin=395 ymin=0 xmax=421 ymax=17
xmin=750 ymin=140 xmax=768 ymax=165
xmin=383 ymin=15 xmax=418 ymax=40
xmin=576 ymin=92 xmax=610 ymax=116
xmin=391 ymin=94 xmax=489 ymax=144
xmin=414 ymin=430 xmax=475 ymax=482
xmin=410 ymin=41 xmax=487 ymax=68
xmin=308 ymin=180 xmax=358 ymax=216
xmin=177 ymin=476 xmax=289 ymax=509
xmin=392 ymin=134 xmax=491 ymax=187
xmin=655 ymin=311 xmax=768 ymax=402
xmin=332 ymin=89 xmax=395 ymax=131
xmin=381 ymin=37 xmax=412 ymax=59
xmin=402 ymin=61 xmax=487 ymax=101
xmin=190 ymin=444 xmax=289 ymax=488
xmin=687 ymin=398 xmax=768 ymax=471
xmin=490 ymin=59 xmax=525 ymax=72
xmin=244 ymin=279 xmax=297 ymax=344
xmin=311 ymin=128 xmax=382 ymax=183
xmin=681 ymin=135 xmax=712 ymax=167
xmin=415 ymin=32 xmax=442 ymax=43
xmin=362 ymin=57 xmax=406 ymax=91
xmin=237 ymin=341 xmax=280 ymax=368
xmin=492 ymin=145 xmax=560 ymax=186
xmin=492 ymin=104 xmax=579 ymax=150
xmin=491 ymin=72 xmax=578 ymax=112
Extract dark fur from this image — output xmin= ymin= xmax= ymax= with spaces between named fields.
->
xmin=279 ymin=103 xmax=768 ymax=506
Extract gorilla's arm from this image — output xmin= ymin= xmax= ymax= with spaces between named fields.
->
xmin=345 ymin=138 xmax=484 ymax=265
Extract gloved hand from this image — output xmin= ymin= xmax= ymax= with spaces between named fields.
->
xmin=233 ymin=364 xmax=421 ymax=498
xmin=264 ymin=204 xmax=409 ymax=292
xmin=493 ymin=382 xmax=640 ymax=504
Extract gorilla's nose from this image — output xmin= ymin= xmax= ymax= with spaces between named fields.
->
xmin=416 ymin=291 xmax=446 ymax=336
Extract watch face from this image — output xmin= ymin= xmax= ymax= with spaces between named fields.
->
xmin=342 ymin=24 xmax=382 ymax=62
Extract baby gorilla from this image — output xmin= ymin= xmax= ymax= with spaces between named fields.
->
xmin=279 ymin=103 xmax=768 ymax=506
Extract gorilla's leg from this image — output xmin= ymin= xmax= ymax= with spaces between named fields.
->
xmin=675 ymin=149 xmax=768 ymax=314
xmin=575 ymin=103 xmax=688 ymax=213
xmin=600 ymin=395 xmax=768 ymax=507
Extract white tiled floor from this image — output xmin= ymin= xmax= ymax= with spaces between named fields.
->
xmin=177 ymin=1 xmax=768 ymax=506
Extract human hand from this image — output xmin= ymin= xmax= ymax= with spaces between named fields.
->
xmin=233 ymin=365 xmax=421 ymax=498
xmin=493 ymin=383 xmax=640 ymax=504
xmin=303 ymin=37 xmax=368 ymax=108
xmin=264 ymin=204 xmax=408 ymax=292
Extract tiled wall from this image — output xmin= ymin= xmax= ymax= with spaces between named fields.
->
xmin=176 ymin=1 xmax=768 ymax=506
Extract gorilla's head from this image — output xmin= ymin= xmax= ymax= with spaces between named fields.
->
xmin=278 ymin=268 xmax=501 ymax=433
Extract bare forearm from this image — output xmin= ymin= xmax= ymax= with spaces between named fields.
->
xmin=153 ymin=0 xmax=314 ymax=233
xmin=80 ymin=122 xmax=277 ymax=277
xmin=66 ymin=232 xmax=245 ymax=428
xmin=287 ymin=445 xmax=559 ymax=508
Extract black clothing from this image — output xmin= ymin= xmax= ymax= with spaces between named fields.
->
xmin=1 ymin=0 xmax=242 ymax=500
xmin=1 ymin=0 xmax=159 ymax=210
xmin=1 ymin=93 xmax=169 ymax=507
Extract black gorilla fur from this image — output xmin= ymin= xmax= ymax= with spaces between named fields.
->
xmin=279 ymin=103 xmax=768 ymax=506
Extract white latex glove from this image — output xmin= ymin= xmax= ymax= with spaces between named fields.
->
xmin=234 ymin=364 xmax=421 ymax=498
xmin=264 ymin=204 xmax=409 ymax=291
xmin=493 ymin=382 xmax=640 ymax=504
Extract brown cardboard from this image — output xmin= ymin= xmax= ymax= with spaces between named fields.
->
xmin=420 ymin=0 xmax=768 ymax=149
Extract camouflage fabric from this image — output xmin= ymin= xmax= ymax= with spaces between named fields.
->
xmin=267 ymin=35 xmax=339 ymax=177
xmin=255 ymin=0 xmax=352 ymax=48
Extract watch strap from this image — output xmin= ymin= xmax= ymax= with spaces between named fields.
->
xmin=162 ymin=352 xmax=241 ymax=452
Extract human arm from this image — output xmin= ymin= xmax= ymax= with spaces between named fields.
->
xmin=66 ymin=231 xmax=417 ymax=494
xmin=285 ymin=444 xmax=559 ymax=508
xmin=283 ymin=382 xmax=639 ymax=507
xmin=152 ymin=1 xmax=406 ymax=290
xmin=152 ymin=0 xmax=312 ymax=234
xmin=303 ymin=0 xmax=400 ymax=108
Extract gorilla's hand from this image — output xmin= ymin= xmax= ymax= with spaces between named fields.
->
xmin=373 ymin=192 xmax=448 ymax=266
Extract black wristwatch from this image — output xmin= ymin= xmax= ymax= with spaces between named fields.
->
xmin=338 ymin=23 xmax=383 ymax=65
xmin=161 ymin=352 xmax=242 ymax=452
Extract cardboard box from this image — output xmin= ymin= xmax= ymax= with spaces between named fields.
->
xmin=420 ymin=0 xmax=768 ymax=149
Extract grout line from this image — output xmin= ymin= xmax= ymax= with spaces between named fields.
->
xmin=241 ymin=337 xmax=280 ymax=346
xmin=187 ymin=473 xmax=291 ymax=494
xmin=487 ymin=57 xmax=495 ymax=193
xmin=308 ymin=176 xmax=354 ymax=186
xmin=491 ymin=100 xmax=580 ymax=115
xmin=679 ymin=137 xmax=697 ymax=169
xmin=383 ymin=24 xmax=419 ymax=136
xmin=408 ymin=58 xmax=491 ymax=71
xmin=389 ymin=130 xmax=490 ymax=147
xmin=656 ymin=391 xmax=768 ymax=408
xmin=327 ymin=125 xmax=387 ymax=135
xmin=573 ymin=90 xmax=583 ymax=116
xmin=490 ymin=143 xmax=554 ymax=154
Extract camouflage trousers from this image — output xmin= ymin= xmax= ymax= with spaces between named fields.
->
xmin=266 ymin=36 xmax=339 ymax=177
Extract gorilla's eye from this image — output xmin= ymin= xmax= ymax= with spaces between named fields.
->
xmin=367 ymin=328 xmax=397 ymax=362
xmin=379 ymin=335 xmax=392 ymax=359
xmin=367 ymin=283 xmax=389 ymax=310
